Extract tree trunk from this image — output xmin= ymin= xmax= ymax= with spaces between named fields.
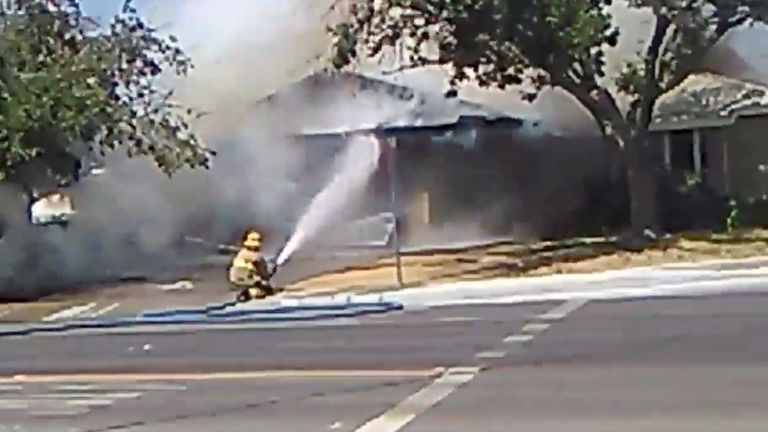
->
xmin=622 ymin=133 xmax=659 ymax=237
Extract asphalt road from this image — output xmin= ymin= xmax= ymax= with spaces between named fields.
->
xmin=0 ymin=249 xmax=391 ymax=323
xmin=3 ymin=292 xmax=768 ymax=431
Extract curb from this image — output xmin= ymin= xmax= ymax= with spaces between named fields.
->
xmin=0 ymin=302 xmax=403 ymax=338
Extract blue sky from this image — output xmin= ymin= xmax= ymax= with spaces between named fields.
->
xmin=80 ymin=0 xmax=150 ymax=21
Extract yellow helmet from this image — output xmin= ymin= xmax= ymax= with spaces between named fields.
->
xmin=242 ymin=231 xmax=262 ymax=249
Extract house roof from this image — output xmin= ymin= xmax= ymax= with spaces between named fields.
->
xmin=258 ymin=71 xmax=525 ymax=136
xmin=650 ymin=73 xmax=768 ymax=131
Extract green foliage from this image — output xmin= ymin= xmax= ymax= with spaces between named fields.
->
xmin=676 ymin=171 xmax=703 ymax=194
xmin=331 ymin=0 xmax=768 ymax=232
xmin=0 ymin=0 xmax=213 ymax=188
xmin=331 ymin=0 xmax=768 ymax=138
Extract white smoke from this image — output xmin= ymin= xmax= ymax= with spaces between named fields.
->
xmin=0 ymin=0 xmax=341 ymax=298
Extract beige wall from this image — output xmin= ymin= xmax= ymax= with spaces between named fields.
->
xmin=723 ymin=115 xmax=768 ymax=200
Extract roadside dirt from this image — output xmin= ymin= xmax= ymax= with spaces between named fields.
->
xmin=284 ymin=230 xmax=768 ymax=297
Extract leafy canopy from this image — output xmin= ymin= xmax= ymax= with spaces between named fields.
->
xmin=0 ymin=0 xmax=212 ymax=186
xmin=331 ymin=0 xmax=768 ymax=139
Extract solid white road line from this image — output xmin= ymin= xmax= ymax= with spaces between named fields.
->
xmin=42 ymin=303 xmax=97 ymax=322
xmin=537 ymin=298 xmax=589 ymax=321
xmin=3 ymin=369 xmax=443 ymax=384
xmin=353 ymin=367 xmax=480 ymax=432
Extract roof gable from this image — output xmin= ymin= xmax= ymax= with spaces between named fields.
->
xmin=258 ymin=71 xmax=523 ymax=136
xmin=650 ymin=73 xmax=768 ymax=131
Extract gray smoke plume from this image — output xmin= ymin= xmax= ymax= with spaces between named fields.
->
xmin=0 ymin=0 xmax=340 ymax=299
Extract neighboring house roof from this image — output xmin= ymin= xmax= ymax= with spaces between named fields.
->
xmin=650 ymin=73 xmax=768 ymax=132
xmin=258 ymin=71 xmax=524 ymax=136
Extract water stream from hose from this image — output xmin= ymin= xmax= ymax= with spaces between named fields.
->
xmin=276 ymin=134 xmax=382 ymax=266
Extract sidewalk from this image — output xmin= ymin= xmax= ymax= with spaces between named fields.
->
xmin=298 ymin=256 xmax=768 ymax=307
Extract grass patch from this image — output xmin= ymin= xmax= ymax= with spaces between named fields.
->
xmin=285 ymin=229 xmax=768 ymax=296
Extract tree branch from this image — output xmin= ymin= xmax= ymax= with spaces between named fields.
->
xmin=638 ymin=14 xmax=671 ymax=130
xmin=380 ymin=58 xmax=443 ymax=75
xmin=715 ymin=13 xmax=749 ymax=37
xmin=557 ymin=78 xmax=630 ymax=143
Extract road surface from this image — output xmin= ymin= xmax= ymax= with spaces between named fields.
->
xmin=1 ymin=291 xmax=768 ymax=430
xmin=0 ymin=249 xmax=390 ymax=323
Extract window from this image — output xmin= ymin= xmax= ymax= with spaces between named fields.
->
xmin=669 ymin=130 xmax=694 ymax=172
xmin=667 ymin=129 xmax=708 ymax=175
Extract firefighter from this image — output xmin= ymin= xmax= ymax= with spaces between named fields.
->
xmin=228 ymin=230 xmax=275 ymax=302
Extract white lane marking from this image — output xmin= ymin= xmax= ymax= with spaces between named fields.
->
xmin=52 ymin=385 xmax=98 ymax=392
xmin=537 ymin=298 xmax=589 ymax=321
xmin=3 ymin=369 xmax=442 ymax=384
xmin=521 ymin=322 xmax=550 ymax=334
xmin=54 ymin=383 xmax=185 ymax=392
xmin=67 ymin=399 xmax=114 ymax=407
xmin=0 ymin=399 xmax=80 ymax=408
xmin=82 ymin=302 xmax=121 ymax=319
xmin=0 ymin=401 xmax=28 ymax=410
xmin=503 ymin=334 xmax=533 ymax=344
xmin=42 ymin=303 xmax=97 ymax=322
xmin=437 ymin=317 xmax=480 ymax=323
xmin=26 ymin=392 xmax=142 ymax=400
xmin=475 ymin=351 xmax=506 ymax=360
xmin=0 ymin=385 xmax=23 ymax=393
xmin=353 ymin=366 xmax=479 ymax=432
xmin=118 ymin=383 xmax=187 ymax=391
xmin=29 ymin=409 xmax=89 ymax=417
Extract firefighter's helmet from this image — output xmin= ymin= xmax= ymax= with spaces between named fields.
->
xmin=242 ymin=231 xmax=262 ymax=249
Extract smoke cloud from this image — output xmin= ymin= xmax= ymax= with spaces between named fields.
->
xmin=0 ymin=0 xmax=341 ymax=299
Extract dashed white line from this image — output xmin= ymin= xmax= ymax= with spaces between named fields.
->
xmin=66 ymin=399 xmax=114 ymax=407
xmin=52 ymin=384 xmax=98 ymax=392
xmin=438 ymin=316 xmax=480 ymax=323
xmin=29 ymin=409 xmax=89 ymax=418
xmin=82 ymin=302 xmax=121 ymax=319
xmin=42 ymin=303 xmax=97 ymax=322
xmin=0 ymin=401 xmax=28 ymax=410
xmin=26 ymin=392 xmax=142 ymax=400
xmin=0 ymin=385 xmax=23 ymax=393
xmin=521 ymin=322 xmax=550 ymax=334
xmin=353 ymin=366 xmax=480 ymax=432
xmin=537 ymin=298 xmax=589 ymax=321
xmin=475 ymin=351 xmax=507 ymax=360
xmin=503 ymin=334 xmax=534 ymax=344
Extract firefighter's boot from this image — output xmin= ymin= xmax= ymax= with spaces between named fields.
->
xmin=235 ymin=288 xmax=251 ymax=303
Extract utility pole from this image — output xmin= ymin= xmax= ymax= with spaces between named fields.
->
xmin=386 ymin=135 xmax=405 ymax=288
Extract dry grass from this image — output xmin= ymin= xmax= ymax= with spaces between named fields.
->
xmin=285 ymin=229 xmax=768 ymax=297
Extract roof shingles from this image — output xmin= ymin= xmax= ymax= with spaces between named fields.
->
xmin=651 ymin=73 xmax=768 ymax=131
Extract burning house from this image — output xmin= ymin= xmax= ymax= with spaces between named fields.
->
xmin=257 ymin=71 xmax=619 ymax=244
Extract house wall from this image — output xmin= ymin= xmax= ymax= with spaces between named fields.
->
xmin=722 ymin=115 xmax=768 ymax=200
xmin=295 ymin=127 xmax=620 ymax=243
xmin=383 ymin=128 xmax=620 ymax=241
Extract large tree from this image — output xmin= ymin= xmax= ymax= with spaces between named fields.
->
xmin=329 ymin=0 xmax=768 ymax=235
xmin=0 ymin=0 xmax=212 ymax=196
